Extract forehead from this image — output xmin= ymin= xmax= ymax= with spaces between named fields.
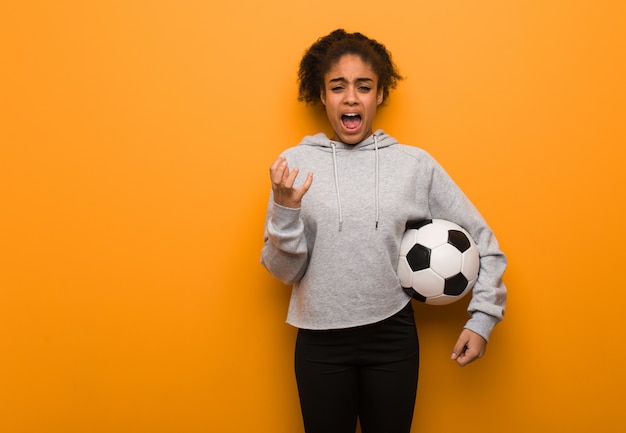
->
xmin=324 ymin=54 xmax=378 ymax=80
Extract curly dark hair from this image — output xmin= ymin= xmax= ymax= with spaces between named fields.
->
xmin=297 ymin=29 xmax=403 ymax=106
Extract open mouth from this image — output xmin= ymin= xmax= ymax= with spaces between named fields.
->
xmin=341 ymin=113 xmax=362 ymax=130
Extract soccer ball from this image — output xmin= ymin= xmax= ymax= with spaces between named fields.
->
xmin=398 ymin=219 xmax=480 ymax=305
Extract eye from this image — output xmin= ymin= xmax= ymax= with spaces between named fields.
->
xmin=358 ymin=85 xmax=371 ymax=92
xmin=331 ymin=85 xmax=344 ymax=92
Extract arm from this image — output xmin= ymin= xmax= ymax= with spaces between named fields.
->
xmin=260 ymin=157 xmax=313 ymax=284
xmin=426 ymin=159 xmax=507 ymax=365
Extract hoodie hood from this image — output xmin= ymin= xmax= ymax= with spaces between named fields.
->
xmin=297 ymin=130 xmax=398 ymax=231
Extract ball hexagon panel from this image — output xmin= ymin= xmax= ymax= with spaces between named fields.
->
xmin=415 ymin=223 xmax=449 ymax=249
xmin=426 ymin=294 xmax=457 ymax=306
xmin=429 ymin=243 xmax=463 ymax=277
xmin=411 ymin=268 xmax=445 ymax=297
xmin=461 ymin=249 xmax=480 ymax=281
xmin=399 ymin=229 xmax=419 ymax=255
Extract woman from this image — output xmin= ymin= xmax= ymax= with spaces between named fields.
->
xmin=261 ymin=29 xmax=507 ymax=433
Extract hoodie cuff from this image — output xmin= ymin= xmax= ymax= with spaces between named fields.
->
xmin=464 ymin=311 xmax=500 ymax=342
xmin=270 ymin=202 xmax=303 ymax=232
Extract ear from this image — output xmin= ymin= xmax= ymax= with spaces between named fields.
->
xmin=377 ymin=88 xmax=384 ymax=106
xmin=320 ymin=88 xmax=326 ymax=106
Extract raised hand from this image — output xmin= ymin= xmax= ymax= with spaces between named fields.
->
xmin=269 ymin=157 xmax=313 ymax=209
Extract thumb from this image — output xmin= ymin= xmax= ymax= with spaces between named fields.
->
xmin=450 ymin=331 xmax=470 ymax=360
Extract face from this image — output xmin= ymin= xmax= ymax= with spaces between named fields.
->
xmin=320 ymin=54 xmax=383 ymax=144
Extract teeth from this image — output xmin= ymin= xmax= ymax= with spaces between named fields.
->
xmin=344 ymin=113 xmax=359 ymax=117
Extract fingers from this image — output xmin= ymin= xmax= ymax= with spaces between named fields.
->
xmin=452 ymin=346 xmax=480 ymax=367
xmin=270 ymin=157 xmax=288 ymax=185
xmin=451 ymin=329 xmax=487 ymax=367
xmin=269 ymin=157 xmax=313 ymax=208
xmin=270 ymin=157 xmax=304 ymax=188
xmin=285 ymin=166 xmax=301 ymax=189
xmin=300 ymin=171 xmax=313 ymax=193
xmin=270 ymin=157 xmax=300 ymax=188
xmin=451 ymin=338 xmax=468 ymax=362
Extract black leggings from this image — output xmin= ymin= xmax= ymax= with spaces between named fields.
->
xmin=295 ymin=301 xmax=419 ymax=433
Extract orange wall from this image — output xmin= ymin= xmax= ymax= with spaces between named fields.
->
xmin=1 ymin=1 xmax=625 ymax=432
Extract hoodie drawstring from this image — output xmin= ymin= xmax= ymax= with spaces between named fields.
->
xmin=330 ymin=142 xmax=344 ymax=231
xmin=330 ymin=134 xmax=380 ymax=232
xmin=374 ymin=134 xmax=380 ymax=229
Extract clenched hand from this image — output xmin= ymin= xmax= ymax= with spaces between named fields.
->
xmin=451 ymin=328 xmax=487 ymax=367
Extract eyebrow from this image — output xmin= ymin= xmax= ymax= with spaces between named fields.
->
xmin=328 ymin=77 xmax=375 ymax=84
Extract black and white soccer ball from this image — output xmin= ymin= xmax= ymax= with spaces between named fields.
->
xmin=398 ymin=219 xmax=480 ymax=305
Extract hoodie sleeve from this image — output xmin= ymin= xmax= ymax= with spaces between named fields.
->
xmin=427 ymin=159 xmax=508 ymax=341
xmin=260 ymin=192 xmax=310 ymax=285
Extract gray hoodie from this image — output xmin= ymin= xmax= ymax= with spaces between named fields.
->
xmin=261 ymin=130 xmax=506 ymax=340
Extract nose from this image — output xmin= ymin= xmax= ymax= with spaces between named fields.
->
xmin=344 ymin=86 xmax=358 ymax=104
